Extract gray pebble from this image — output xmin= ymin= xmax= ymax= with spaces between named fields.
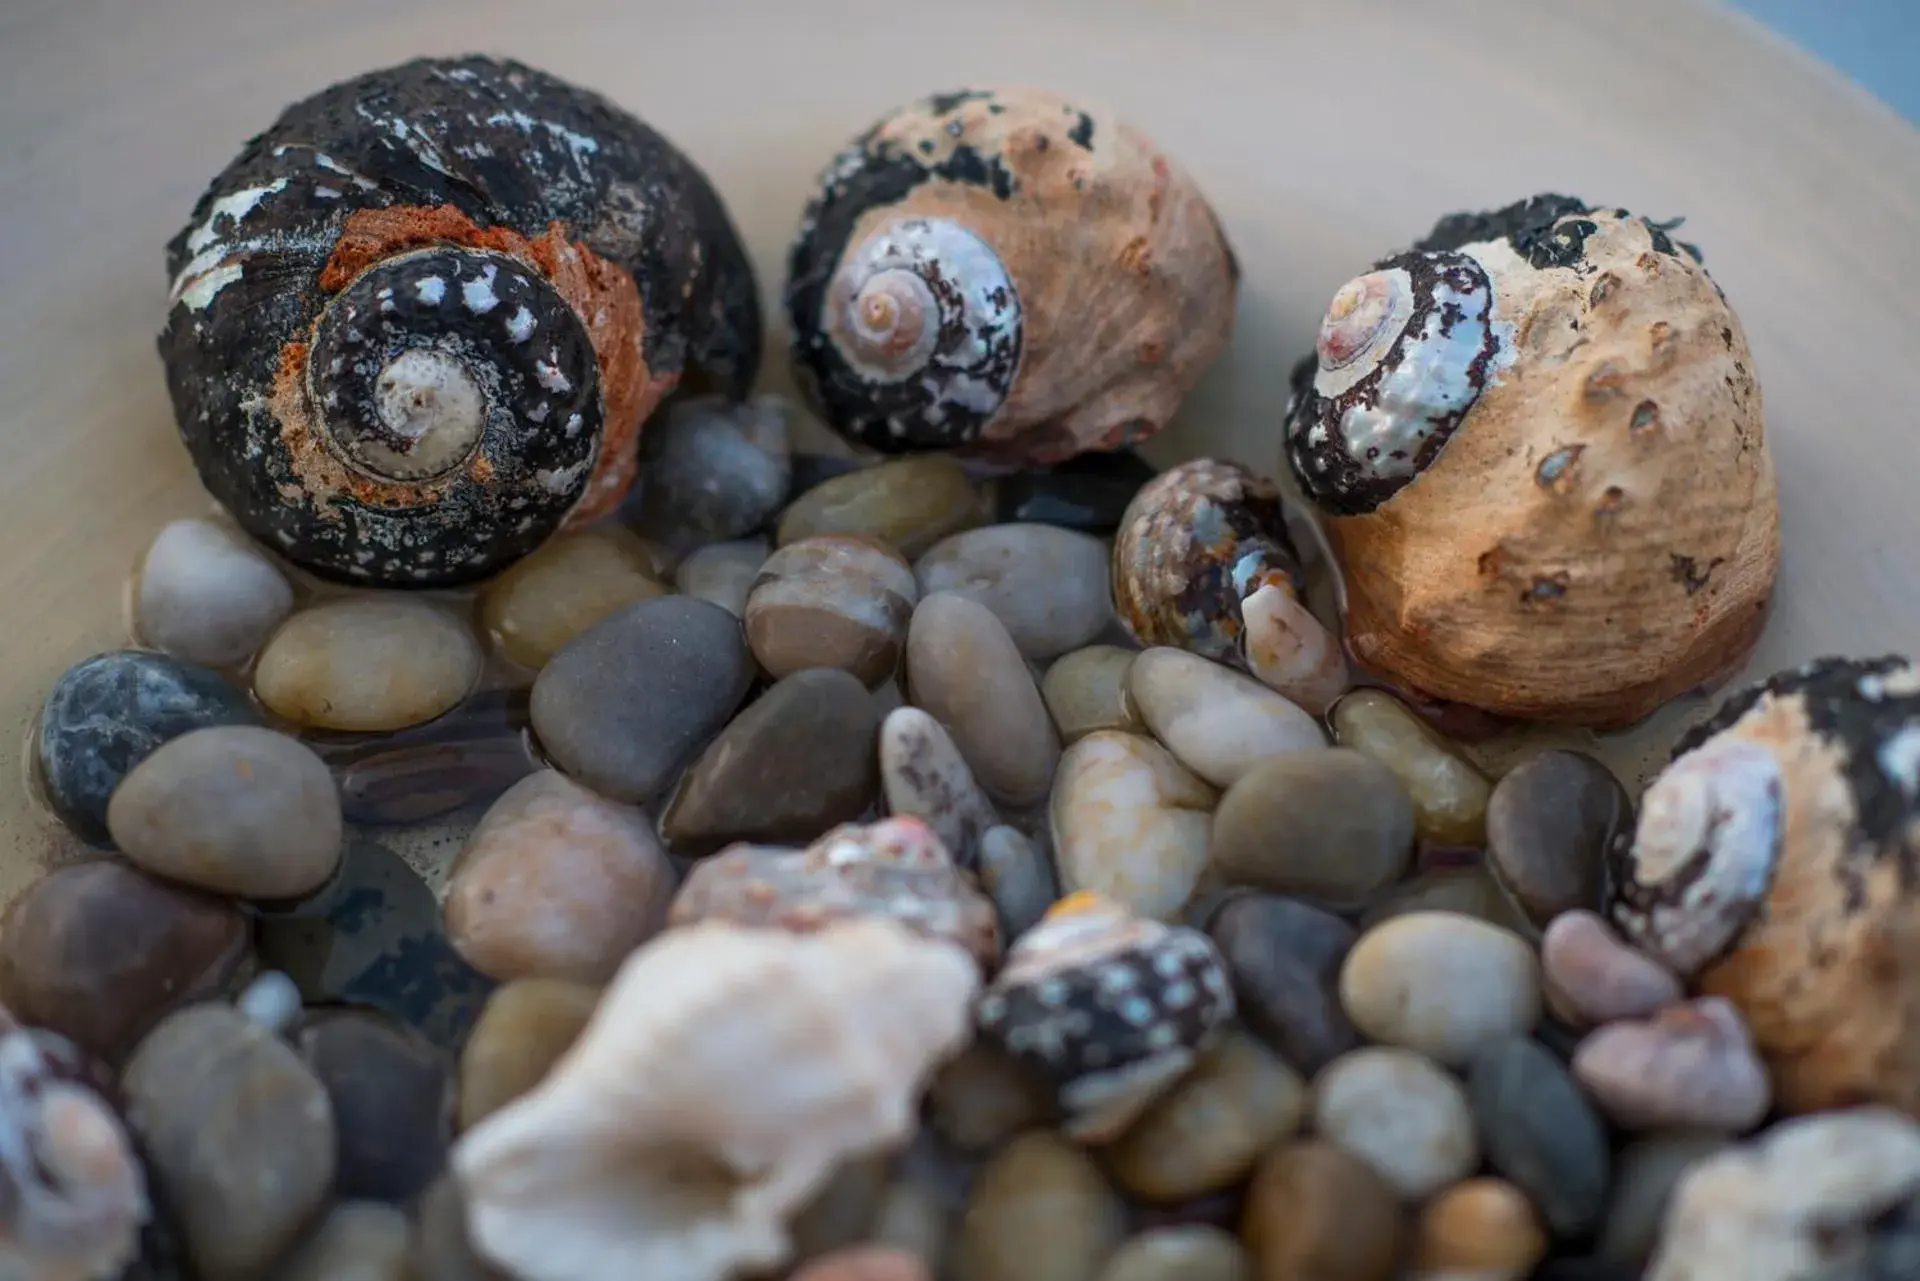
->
xmin=107 ymin=725 xmax=342 ymax=900
xmin=135 ymin=518 xmax=294 ymax=668
xmin=1486 ymin=751 xmax=1630 ymax=928
xmin=879 ymin=707 xmax=1000 ymax=867
xmin=907 ymin=592 xmax=1060 ymax=807
xmin=672 ymin=537 xmax=768 ymax=617
xmin=1598 ymin=1133 xmax=1730 ymax=1268
xmin=277 ymin=1201 xmax=411 ymax=1281
xmin=978 ymin=825 xmax=1058 ymax=939
xmin=296 ymin=1009 xmax=453 ymax=1205
xmin=1206 ymin=894 xmax=1357 ymax=1075
xmin=928 ymin=1040 xmax=1057 ymax=1152
xmin=530 ymin=595 xmax=753 ymax=803
xmin=1468 ymin=1037 xmax=1612 ymax=1237
xmin=914 ymin=523 xmax=1113 ymax=659
xmin=410 ymin=1175 xmax=507 ymax=1281
xmin=1128 ymin=648 xmax=1325 ymax=789
xmin=1209 ymin=749 xmax=1414 ymax=909
xmin=627 ymin=394 xmax=790 ymax=550
xmin=1312 ymin=1046 xmax=1479 ymax=1200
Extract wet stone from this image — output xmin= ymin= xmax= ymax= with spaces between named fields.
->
xmin=1333 ymin=690 xmax=1492 ymax=847
xmin=1486 ymin=751 xmax=1629 ymax=929
xmin=914 ymin=523 xmax=1114 ymax=660
xmin=530 ymin=594 xmax=754 ymax=803
xmin=312 ymin=688 xmax=537 ymax=828
xmin=456 ymin=978 xmax=600 ymax=1131
xmin=1597 ymin=1133 xmax=1730 ymax=1269
xmin=1340 ymin=912 xmax=1542 ymax=1067
xmin=663 ymin=668 xmax=881 ymax=855
xmin=1042 ymin=646 xmax=1142 ymax=744
xmin=627 ymin=393 xmax=791 ymax=551
xmin=253 ymin=598 xmax=483 ymax=732
xmin=1312 ymin=1047 xmax=1479 ymax=1201
xmin=991 ymin=449 xmax=1159 ymax=535
xmin=278 ymin=1201 xmax=411 ymax=1281
xmin=978 ymin=825 xmax=1058 ymax=940
xmin=135 ymin=517 xmax=294 ymax=669
xmin=746 ymin=536 xmax=918 ymax=688
xmin=108 ymin=725 xmax=343 ymax=900
xmin=1468 ymin=1037 xmax=1612 ymax=1238
xmin=1127 ymin=648 xmax=1325 ymax=790
xmin=0 ymin=859 xmax=249 ymax=1066
xmin=1208 ymin=749 xmax=1414 ymax=909
xmin=296 ymin=1009 xmax=450 ymax=1204
xmin=1240 ymin=1140 xmax=1404 ymax=1281
xmin=256 ymin=834 xmax=493 ymax=1053
xmin=1052 ymin=732 xmax=1215 ymax=921
xmin=927 ymin=1040 xmax=1056 ymax=1152
xmin=879 ymin=707 xmax=1000 ymax=868
xmin=1541 ymin=910 xmax=1683 ymax=1028
xmin=1206 ymin=894 xmax=1357 ymax=1075
xmin=1414 ymin=1178 xmax=1549 ymax=1279
xmin=956 ymin=1131 xmax=1128 ymax=1281
xmin=37 ymin=650 xmax=258 ymax=847
xmin=779 ymin=455 xmax=982 ymax=561
xmin=477 ymin=528 xmax=669 ymax=671
xmin=1098 ymin=1227 xmax=1251 ymax=1281
xmin=673 ymin=537 xmax=769 ymax=617
xmin=907 ymin=592 xmax=1060 ymax=807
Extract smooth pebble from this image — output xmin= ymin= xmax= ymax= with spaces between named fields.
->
xmin=879 ymin=706 xmax=1000 ymax=867
xmin=1208 ymin=749 xmax=1413 ymax=908
xmin=457 ymin=978 xmax=600 ymax=1131
xmin=296 ymin=1009 xmax=452 ymax=1204
xmin=1363 ymin=864 xmax=1534 ymax=935
xmin=410 ymin=1175 xmax=507 ymax=1281
xmin=1240 ymin=1140 xmax=1403 ymax=1281
xmin=778 ymin=456 xmax=981 ymax=560
xmin=108 ymin=724 xmax=343 ymax=899
xmin=628 ymin=393 xmax=791 ymax=549
xmin=674 ymin=537 xmax=768 ymax=617
xmin=1541 ymin=910 xmax=1682 ymax=1027
xmin=477 ymin=528 xmax=668 ymax=671
xmin=1486 ymin=752 xmax=1629 ymax=928
xmin=908 ymin=592 xmax=1060 ymax=806
xmin=1051 ymin=731 xmax=1215 ymax=920
xmin=1128 ymin=648 xmax=1324 ymax=789
xmin=1468 ymin=1037 xmax=1612 ymax=1237
xmin=1333 ymin=690 xmax=1492 ymax=847
xmin=135 ymin=518 xmax=294 ymax=667
xmin=1312 ymin=1047 xmax=1480 ymax=1200
xmin=1414 ymin=1178 xmax=1549 ymax=1279
xmin=254 ymin=597 xmax=482 ymax=732
xmin=1340 ymin=911 xmax=1542 ymax=1066
xmin=978 ymin=825 xmax=1058 ymax=939
xmin=915 ymin=523 xmax=1113 ymax=659
xmin=1097 ymin=1226 xmax=1251 ymax=1281
xmin=956 ymin=1131 xmax=1126 ymax=1281
xmin=746 ymin=535 xmax=918 ymax=687
xmin=1206 ymin=894 xmax=1357 ymax=1075
xmin=790 ymin=1154 xmax=894 ymax=1263
xmin=530 ymin=595 xmax=753 ymax=803
xmin=235 ymin=969 xmax=304 ymax=1033
xmin=446 ymin=770 xmax=675 ymax=984
xmin=1571 ymin=997 xmax=1771 ymax=1133
xmin=1597 ymin=1133 xmax=1730 ymax=1268
xmin=1041 ymin=646 xmax=1142 ymax=744
xmin=927 ymin=1041 xmax=1056 ymax=1152
xmin=278 ymin=1202 xmax=411 ymax=1281
xmin=870 ymin=1178 xmax=951 ymax=1272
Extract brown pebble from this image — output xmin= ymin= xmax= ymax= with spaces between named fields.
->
xmin=927 ymin=1041 xmax=1057 ymax=1152
xmin=791 ymin=1245 xmax=933 ymax=1281
xmin=1485 ymin=751 xmax=1629 ymax=928
xmin=1413 ymin=1178 xmax=1548 ymax=1278
xmin=1542 ymin=909 xmax=1683 ymax=1028
xmin=1332 ymin=690 xmax=1491 ymax=847
xmin=907 ymin=592 xmax=1061 ymax=807
xmin=477 ymin=528 xmax=669 ymax=671
xmin=957 ymin=1131 xmax=1127 ymax=1281
xmin=791 ymin=1155 xmax=895 ymax=1263
xmin=410 ymin=1175 xmax=507 ymax=1281
xmin=456 ymin=979 xmax=601 ymax=1131
xmin=253 ymin=597 xmax=482 ymax=732
xmin=1240 ymin=1140 xmax=1403 ymax=1281
xmin=1098 ymin=1226 xmax=1251 ymax=1281
xmin=777 ymin=455 xmax=981 ymax=559
xmin=746 ymin=535 xmax=919 ymax=687
xmin=1042 ymin=645 xmax=1143 ymax=744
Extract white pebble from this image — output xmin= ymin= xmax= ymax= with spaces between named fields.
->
xmin=136 ymin=519 xmax=294 ymax=667
xmin=236 ymin=970 xmax=304 ymax=1032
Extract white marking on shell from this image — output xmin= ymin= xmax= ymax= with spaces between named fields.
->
xmin=177 ymin=262 xmax=244 ymax=312
xmin=1119 ymin=997 xmax=1155 ymax=1026
xmin=184 ymin=180 xmax=288 ymax=253
xmin=1312 ymin=268 xmax=1416 ymax=399
xmin=534 ymin=360 xmax=572 ymax=394
xmin=536 ymin=460 xmax=589 ymax=494
xmin=1036 ymin=977 xmax=1069 ymax=1007
xmin=1161 ymin=981 xmax=1194 ymax=1010
xmin=1860 ymin=665 xmax=1920 ymax=701
xmin=564 ymin=413 xmax=583 ymax=437
xmin=358 ymin=102 xmax=456 ymax=177
xmin=415 ymin=277 xmax=446 ymax=305
xmin=462 ymin=264 xmax=500 ymax=314
xmin=484 ymin=110 xmax=600 ymax=169
xmin=505 ymin=306 xmax=537 ymax=343
xmin=313 ymin=185 xmax=341 ymax=200
xmin=527 ymin=403 xmax=549 ymax=424
xmin=1878 ymin=725 xmax=1920 ymax=795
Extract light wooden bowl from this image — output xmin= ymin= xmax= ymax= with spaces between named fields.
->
xmin=2 ymin=0 xmax=1916 ymax=905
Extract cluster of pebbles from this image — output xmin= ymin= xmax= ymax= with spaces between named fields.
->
xmin=4 ymin=393 xmax=1917 ymax=1281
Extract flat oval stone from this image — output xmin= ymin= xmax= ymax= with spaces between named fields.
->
xmin=746 ymin=536 xmax=918 ymax=687
xmin=1486 ymin=751 xmax=1630 ymax=928
xmin=1104 ymin=1031 xmax=1308 ymax=1203
xmin=1098 ymin=1227 xmax=1251 ymax=1281
xmin=879 ymin=706 xmax=999 ymax=868
xmin=122 ymin=1004 xmax=335 ymax=1281
xmin=663 ymin=668 xmax=881 ymax=855
xmin=1312 ymin=1047 xmax=1479 ymax=1200
xmin=1042 ymin=646 xmax=1142 ymax=744
xmin=627 ymin=393 xmax=791 ymax=550
xmin=254 ymin=598 xmax=483 ymax=732
xmin=992 ymin=449 xmax=1158 ymax=534
xmin=978 ymin=825 xmax=1058 ymax=940
xmin=673 ymin=537 xmax=769 ymax=617
xmin=477 ymin=528 xmax=669 ymax=671
xmin=446 ymin=770 xmax=674 ymax=984
xmin=136 ymin=518 xmax=294 ymax=668
xmin=1128 ymin=648 xmax=1325 ymax=789
xmin=907 ymin=592 xmax=1060 ymax=807
xmin=1541 ymin=910 xmax=1683 ymax=1028
xmin=456 ymin=978 xmax=600 ymax=1131
xmin=278 ymin=1201 xmax=411 ymax=1281
xmin=295 ymin=1009 xmax=451 ymax=1204
xmin=1206 ymin=894 xmax=1358 ymax=1075
xmin=1333 ymin=690 xmax=1492 ymax=847
xmin=1468 ymin=1037 xmax=1612 ymax=1238
xmin=779 ymin=455 xmax=982 ymax=560
xmin=108 ymin=725 xmax=343 ymax=899
xmin=1240 ymin=1140 xmax=1403 ymax=1281
xmin=927 ymin=1040 xmax=1057 ymax=1152
xmin=1414 ymin=1178 xmax=1549 ymax=1278
xmin=1596 ymin=1133 xmax=1730 ymax=1268
xmin=1209 ymin=749 xmax=1413 ymax=908
xmin=1340 ymin=912 xmax=1542 ymax=1066
xmin=956 ymin=1131 xmax=1127 ymax=1281
xmin=915 ymin=524 xmax=1113 ymax=660
xmin=37 ymin=650 xmax=259 ymax=847
xmin=0 ymin=860 xmax=249 ymax=1065
xmin=1051 ymin=731 xmax=1215 ymax=920
xmin=530 ymin=595 xmax=753 ymax=803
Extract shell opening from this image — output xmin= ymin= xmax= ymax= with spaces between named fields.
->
xmin=365 ymin=349 xmax=489 ymax=479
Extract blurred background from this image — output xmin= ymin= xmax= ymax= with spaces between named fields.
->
xmin=1730 ymin=0 xmax=1918 ymax=121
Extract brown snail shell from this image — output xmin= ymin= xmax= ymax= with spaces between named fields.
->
xmin=1283 ymin=194 xmax=1780 ymax=727
xmin=158 ymin=55 xmax=761 ymax=588
xmin=784 ymin=87 xmax=1238 ymax=467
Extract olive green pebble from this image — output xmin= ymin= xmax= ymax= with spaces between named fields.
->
xmin=477 ymin=528 xmax=669 ymax=671
xmin=253 ymin=597 xmax=483 ymax=733
xmin=778 ymin=456 xmax=982 ymax=559
xmin=957 ymin=1131 xmax=1127 ymax=1281
xmin=1041 ymin=646 xmax=1142 ymax=744
xmin=1208 ymin=749 xmax=1413 ymax=908
xmin=457 ymin=978 xmax=601 ymax=1131
xmin=1332 ymin=690 xmax=1492 ymax=847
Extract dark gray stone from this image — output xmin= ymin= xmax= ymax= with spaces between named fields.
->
xmin=295 ymin=1009 xmax=452 ymax=1205
xmin=1206 ymin=893 xmax=1358 ymax=1075
xmin=1486 ymin=751 xmax=1631 ymax=928
xmin=1468 ymin=1036 xmax=1612 ymax=1238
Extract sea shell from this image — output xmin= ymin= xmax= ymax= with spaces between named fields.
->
xmin=450 ymin=917 xmax=979 ymax=1281
xmin=784 ymin=86 xmax=1237 ymax=466
xmin=1283 ymin=194 xmax=1780 ymax=727
xmin=158 ymin=55 xmax=760 ymax=588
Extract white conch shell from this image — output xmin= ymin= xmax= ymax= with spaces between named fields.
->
xmin=449 ymin=917 xmax=980 ymax=1281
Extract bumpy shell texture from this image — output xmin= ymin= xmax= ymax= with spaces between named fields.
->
xmin=450 ymin=917 xmax=978 ymax=1281
xmin=1610 ymin=655 xmax=1920 ymax=1116
xmin=1283 ymin=194 xmax=1780 ymax=727
xmin=785 ymin=86 xmax=1238 ymax=466
xmin=159 ymin=55 xmax=761 ymax=588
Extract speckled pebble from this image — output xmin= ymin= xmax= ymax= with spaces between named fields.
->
xmin=779 ymin=455 xmax=981 ymax=560
xmin=1208 ymin=749 xmax=1413 ymax=908
xmin=530 ymin=594 xmax=753 ymax=803
xmin=673 ymin=537 xmax=768 ymax=616
xmin=108 ymin=725 xmax=343 ymax=899
xmin=978 ymin=824 xmax=1058 ymax=939
xmin=37 ymin=650 xmax=259 ymax=847
xmin=0 ymin=859 xmax=249 ymax=1064
xmin=1541 ymin=910 xmax=1683 ymax=1028
xmin=908 ymin=592 xmax=1060 ymax=806
xmin=1128 ymin=648 xmax=1325 ymax=789
xmin=1051 ymin=731 xmax=1215 ymax=920
xmin=1042 ymin=645 xmax=1142 ymax=744
xmin=915 ymin=523 xmax=1113 ymax=659
xmin=628 ymin=393 xmax=791 ymax=549
xmin=1312 ymin=1047 xmax=1479 ymax=1200
xmin=927 ymin=1040 xmax=1056 ymax=1152
xmin=1340 ymin=912 xmax=1542 ymax=1066
xmin=456 ymin=978 xmax=599 ymax=1131
xmin=136 ymin=518 xmax=294 ymax=668
xmin=664 ymin=667 xmax=881 ymax=854
xmin=1104 ymin=1031 xmax=1308 ymax=1203
xmin=1333 ymin=690 xmax=1492 ymax=847
xmin=1486 ymin=752 xmax=1629 ymax=928
xmin=477 ymin=528 xmax=668 ymax=671
xmin=1240 ymin=1140 xmax=1403 ymax=1281
xmin=1097 ymin=1227 xmax=1251 ymax=1281
xmin=1597 ymin=1134 xmax=1731 ymax=1268
xmin=122 ymin=1004 xmax=335 ymax=1281
xmin=253 ymin=597 xmax=482 ymax=732
xmin=1206 ymin=894 xmax=1357 ymax=1075
xmin=1414 ymin=1178 xmax=1548 ymax=1279
xmin=956 ymin=1131 xmax=1127 ymax=1281
xmin=746 ymin=535 xmax=918 ymax=687
xmin=1468 ymin=1037 xmax=1612 ymax=1238
xmin=880 ymin=706 xmax=999 ymax=868
xmin=277 ymin=1201 xmax=411 ymax=1281
xmin=296 ymin=1009 xmax=451 ymax=1204
xmin=1572 ymin=997 xmax=1771 ymax=1133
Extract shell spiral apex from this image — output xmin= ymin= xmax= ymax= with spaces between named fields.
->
xmin=159 ymin=54 xmax=762 ymax=589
